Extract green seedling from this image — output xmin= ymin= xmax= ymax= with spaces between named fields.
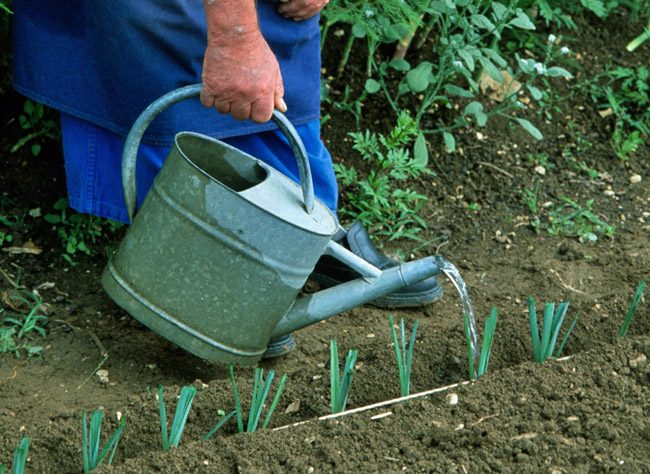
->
xmin=213 ymin=365 xmax=286 ymax=436
xmin=1 ymin=290 xmax=48 ymax=358
xmin=464 ymin=307 xmax=498 ymax=379
xmin=82 ymin=410 xmax=125 ymax=472
xmin=389 ymin=314 xmax=418 ymax=397
xmin=1 ymin=437 xmax=30 ymax=474
xmin=330 ymin=339 xmax=358 ymax=414
xmin=158 ymin=385 xmax=196 ymax=451
xmin=11 ymin=99 xmax=60 ymax=157
xmin=619 ymin=281 xmax=646 ymax=338
xmin=528 ymin=297 xmax=578 ymax=362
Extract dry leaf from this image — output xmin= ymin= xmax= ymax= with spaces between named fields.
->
xmin=284 ymin=399 xmax=301 ymax=415
xmin=480 ymin=70 xmax=521 ymax=102
xmin=2 ymin=241 xmax=43 ymax=255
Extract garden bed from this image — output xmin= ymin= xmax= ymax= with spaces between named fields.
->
xmin=1 ymin=8 xmax=649 ymax=473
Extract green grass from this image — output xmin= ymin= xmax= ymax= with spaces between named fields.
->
xmin=330 ymin=339 xmax=358 ymax=413
xmin=82 ymin=410 xmax=125 ymax=472
xmin=158 ymin=385 xmax=196 ymax=451
xmin=464 ymin=307 xmax=498 ymax=380
xmin=619 ymin=281 xmax=646 ymax=338
xmin=528 ymin=297 xmax=578 ymax=362
xmin=0 ymin=437 xmax=29 ymax=474
xmin=1 ymin=290 xmax=48 ymax=358
xmin=388 ymin=314 xmax=418 ymax=397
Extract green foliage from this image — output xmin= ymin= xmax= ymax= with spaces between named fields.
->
xmin=330 ymin=339 xmax=358 ymax=414
xmin=546 ymin=197 xmax=615 ymax=243
xmin=335 ymin=112 xmax=434 ymax=240
xmin=11 ymin=100 xmax=60 ymax=157
xmin=44 ymin=198 xmax=124 ymax=265
xmin=528 ymin=298 xmax=578 ymax=362
xmin=1 ymin=290 xmax=48 ymax=358
xmin=158 ymin=385 xmax=196 ymax=451
xmin=464 ymin=307 xmax=497 ymax=379
xmin=389 ymin=314 xmax=418 ymax=398
xmin=0 ymin=437 xmax=29 ymax=474
xmin=585 ymin=65 xmax=649 ymax=159
xmin=619 ymin=281 xmax=646 ymax=338
xmin=82 ymin=410 xmax=125 ymax=472
xmin=213 ymin=365 xmax=286 ymax=435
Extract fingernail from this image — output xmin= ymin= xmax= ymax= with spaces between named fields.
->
xmin=279 ymin=98 xmax=287 ymax=112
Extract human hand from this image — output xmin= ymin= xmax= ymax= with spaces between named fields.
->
xmin=200 ymin=34 xmax=286 ymax=123
xmin=277 ymin=0 xmax=329 ymax=21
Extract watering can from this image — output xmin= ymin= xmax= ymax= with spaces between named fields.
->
xmin=101 ymin=84 xmax=446 ymax=365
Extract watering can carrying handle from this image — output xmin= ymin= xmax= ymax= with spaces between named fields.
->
xmin=122 ymin=83 xmax=315 ymax=222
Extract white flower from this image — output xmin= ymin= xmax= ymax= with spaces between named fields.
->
xmin=453 ymin=61 xmax=463 ymax=68
xmin=548 ymin=34 xmax=556 ymax=44
xmin=560 ymin=46 xmax=570 ymax=55
xmin=534 ymin=62 xmax=546 ymax=74
xmin=364 ymin=9 xmax=374 ymax=17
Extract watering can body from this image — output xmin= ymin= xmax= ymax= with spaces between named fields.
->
xmin=102 ymin=85 xmax=444 ymax=365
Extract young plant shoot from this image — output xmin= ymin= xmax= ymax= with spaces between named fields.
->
xmin=1 ymin=437 xmax=30 ymax=474
xmin=619 ymin=281 xmax=646 ymax=338
xmin=528 ymin=297 xmax=578 ymax=362
xmin=330 ymin=339 xmax=358 ymax=414
xmin=206 ymin=365 xmax=287 ymax=437
xmin=158 ymin=385 xmax=196 ymax=451
xmin=464 ymin=307 xmax=497 ymax=379
xmin=82 ymin=410 xmax=125 ymax=472
xmin=389 ymin=314 xmax=418 ymax=397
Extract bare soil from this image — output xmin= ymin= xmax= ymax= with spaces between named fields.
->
xmin=1 ymin=11 xmax=649 ymax=474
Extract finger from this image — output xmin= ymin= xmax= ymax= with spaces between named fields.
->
xmin=199 ymin=87 xmax=216 ymax=108
xmin=250 ymin=96 xmax=275 ymax=123
xmin=213 ymin=99 xmax=231 ymax=116
xmin=230 ymin=101 xmax=253 ymax=122
xmin=274 ymin=74 xmax=286 ymax=113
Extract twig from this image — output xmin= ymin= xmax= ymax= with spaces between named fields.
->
xmin=0 ymin=266 xmax=23 ymax=289
xmin=75 ymin=355 xmax=109 ymax=391
xmin=274 ymin=380 xmax=470 ymax=431
xmin=477 ymin=161 xmax=514 ymax=178
xmin=549 ymin=269 xmax=587 ymax=295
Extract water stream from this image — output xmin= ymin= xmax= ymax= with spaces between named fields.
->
xmin=439 ymin=259 xmax=480 ymax=378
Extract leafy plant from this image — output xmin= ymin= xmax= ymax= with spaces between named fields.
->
xmin=158 ymin=385 xmax=197 ymax=451
xmin=210 ymin=365 xmax=286 ymax=436
xmin=388 ymin=314 xmax=418 ymax=397
xmin=1 ymin=290 xmax=48 ymax=358
xmin=330 ymin=339 xmax=358 ymax=413
xmin=619 ymin=281 xmax=646 ymax=338
xmin=0 ymin=437 xmax=29 ymax=474
xmin=546 ymin=197 xmax=615 ymax=243
xmin=464 ymin=307 xmax=497 ymax=379
xmin=528 ymin=297 xmax=578 ymax=362
xmin=82 ymin=410 xmax=125 ymax=472
xmin=44 ymin=198 xmax=124 ymax=265
xmin=335 ymin=111 xmax=434 ymax=240
xmin=11 ymin=100 xmax=60 ymax=157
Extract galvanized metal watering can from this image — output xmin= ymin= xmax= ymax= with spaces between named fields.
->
xmin=101 ymin=84 xmax=445 ymax=365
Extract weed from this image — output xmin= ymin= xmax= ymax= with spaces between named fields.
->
xmin=389 ymin=314 xmax=418 ymax=398
xmin=335 ymin=111 xmax=434 ymax=240
xmin=0 ymin=290 xmax=48 ymax=358
xmin=82 ymin=410 xmax=125 ymax=472
xmin=158 ymin=385 xmax=196 ymax=451
xmin=546 ymin=197 xmax=615 ymax=243
xmin=44 ymin=198 xmax=124 ymax=265
xmin=619 ymin=281 xmax=646 ymax=338
xmin=528 ymin=297 xmax=578 ymax=362
xmin=464 ymin=307 xmax=497 ymax=379
xmin=11 ymin=100 xmax=60 ymax=157
xmin=330 ymin=339 xmax=358 ymax=414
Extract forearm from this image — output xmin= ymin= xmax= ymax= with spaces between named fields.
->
xmin=203 ymin=0 xmax=262 ymax=45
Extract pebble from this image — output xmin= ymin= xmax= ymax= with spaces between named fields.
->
xmin=630 ymin=174 xmax=642 ymax=184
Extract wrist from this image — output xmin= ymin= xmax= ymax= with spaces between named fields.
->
xmin=204 ymin=0 xmax=261 ymax=46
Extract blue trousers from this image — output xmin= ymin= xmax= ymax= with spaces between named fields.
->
xmin=60 ymin=113 xmax=338 ymax=223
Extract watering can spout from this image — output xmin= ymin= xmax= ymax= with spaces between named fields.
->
xmin=271 ymin=255 xmax=447 ymax=339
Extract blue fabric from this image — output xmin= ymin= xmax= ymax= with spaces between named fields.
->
xmin=13 ymin=0 xmax=321 ymax=145
xmin=60 ymin=113 xmax=338 ymax=223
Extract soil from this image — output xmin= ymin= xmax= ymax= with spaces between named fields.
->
xmin=1 ymin=10 xmax=649 ymax=474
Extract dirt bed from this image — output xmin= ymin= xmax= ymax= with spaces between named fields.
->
xmin=1 ymin=10 xmax=649 ymax=474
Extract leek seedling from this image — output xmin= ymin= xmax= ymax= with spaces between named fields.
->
xmin=210 ymin=365 xmax=287 ymax=436
xmin=388 ymin=314 xmax=418 ymax=397
xmin=330 ymin=339 xmax=358 ymax=414
xmin=82 ymin=410 xmax=125 ymax=472
xmin=619 ymin=281 xmax=646 ymax=338
xmin=464 ymin=307 xmax=498 ymax=379
xmin=528 ymin=298 xmax=578 ymax=362
xmin=1 ymin=437 xmax=30 ymax=474
xmin=158 ymin=385 xmax=196 ymax=451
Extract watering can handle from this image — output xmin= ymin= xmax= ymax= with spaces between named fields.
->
xmin=122 ymin=83 xmax=315 ymax=222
